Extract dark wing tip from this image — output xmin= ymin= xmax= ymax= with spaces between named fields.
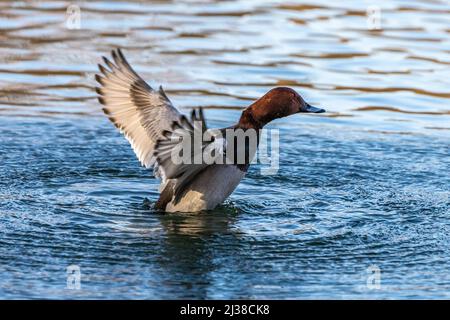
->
xmin=158 ymin=85 xmax=170 ymax=101
xmin=180 ymin=115 xmax=194 ymax=130
xmin=98 ymin=63 xmax=109 ymax=75
xmin=102 ymin=56 xmax=115 ymax=70
xmin=112 ymin=49 xmax=121 ymax=65
xmin=161 ymin=130 xmax=172 ymax=138
xmin=116 ymin=48 xmax=136 ymax=72
xmin=95 ymin=87 xmax=103 ymax=95
xmin=199 ymin=107 xmax=207 ymax=130
xmin=98 ymin=96 xmax=106 ymax=105
xmin=102 ymin=107 xmax=110 ymax=115
xmin=117 ymin=48 xmax=125 ymax=61
xmin=171 ymin=121 xmax=181 ymax=130
xmin=108 ymin=116 xmax=120 ymax=128
xmin=95 ymin=73 xmax=104 ymax=84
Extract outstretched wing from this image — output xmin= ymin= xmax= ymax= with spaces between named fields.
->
xmin=95 ymin=48 xmax=180 ymax=170
xmin=190 ymin=107 xmax=207 ymax=132
xmin=154 ymin=117 xmax=224 ymax=203
xmin=96 ymin=49 xmax=216 ymax=202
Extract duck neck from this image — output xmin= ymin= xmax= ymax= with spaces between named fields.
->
xmin=237 ymin=107 xmax=264 ymax=130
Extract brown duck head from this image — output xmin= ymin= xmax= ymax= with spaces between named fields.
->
xmin=238 ymin=87 xmax=325 ymax=129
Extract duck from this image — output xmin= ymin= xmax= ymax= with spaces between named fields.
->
xmin=95 ymin=49 xmax=325 ymax=212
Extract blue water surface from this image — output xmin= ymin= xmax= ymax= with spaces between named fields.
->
xmin=0 ymin=0 xmax=449 ymax=299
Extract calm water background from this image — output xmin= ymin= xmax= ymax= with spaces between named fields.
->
xmin=0 ymin=0 xmax=449 ymax=299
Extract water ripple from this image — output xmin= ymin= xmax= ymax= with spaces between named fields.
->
xmin=0 ymin=0 xmax=449 ymax=299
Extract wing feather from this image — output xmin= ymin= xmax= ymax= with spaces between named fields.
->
xmin=154 ymin=114 xmax=225 ymax=203
xmin=96 ymin=49 xmax=217 ymax=205
xmin=96 ymin=48 xmax=180 ymax=169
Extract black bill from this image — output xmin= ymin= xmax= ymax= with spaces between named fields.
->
xmin=301 ymin=103 xmax=325 ymax=113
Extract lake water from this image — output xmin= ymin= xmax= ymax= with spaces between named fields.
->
xmin=0 ymin=0 xmax=449 ymax=299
